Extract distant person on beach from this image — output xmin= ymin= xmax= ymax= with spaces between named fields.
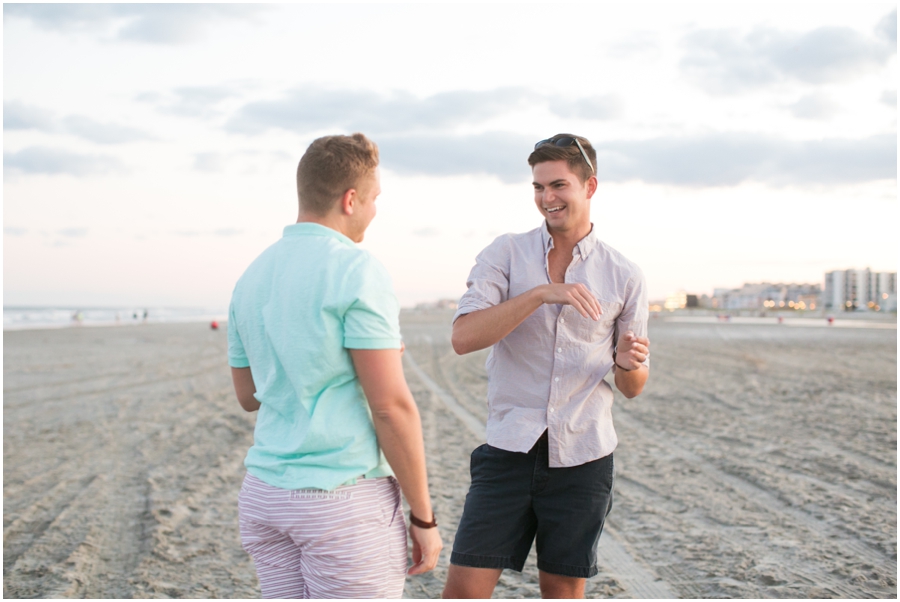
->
xmin=227 ymin=133 xmax=441 ymax=598
xmin=442 ymin=134 xmax=650 ymax=599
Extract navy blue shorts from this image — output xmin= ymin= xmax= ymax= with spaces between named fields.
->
xmin=449 ymin=431 xmax=614 ymax=578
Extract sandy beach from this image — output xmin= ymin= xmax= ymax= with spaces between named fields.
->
xmin=4 ymin=313 xmax=896 ymax=598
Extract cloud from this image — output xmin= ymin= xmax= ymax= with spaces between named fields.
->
xmin=378 ymin=132 xmax=535 ymax=184
xmin=192 ymin=150 xmax=293 ymax=174
xmin=225 ymin=86 xmax=626 ymax=136
xmin=882 ymin=90 xmax=897 ymax=107
xmin=62 ymin=115 xmax=153 ymax=144
xmin=4 ymin=227 xmax=28 ymax=237
xmin=379 ymin=131 xmax=894 ymax=187
xmin=172 ymin=228 xmax=247 ymax=237
xmin=680 ymin=16 xmax=895 ymax=94
xmin=608 ymin=32 xmax=662 ymax=60
xmin=4 ymin=101 xmax=55 ymax=131
xmin=5 ymin=100 xmax=153 ymax=143
xmin=214 ymin=228 xmax=244 ymax=237
xmin=411 ymin=227 xmax=440 ymax=237
xmin=160 ymin=85 xmax=242 ymax=117
xmin=4 ymin=147 xmax=125 ymax=176
xmin=194 ymin=153 xmax=227 ymax=173
xmin=4 ymin=4 xmax=267 ymax=45
xmin=549 ymin=95 xmax=623 ymax=120
xmin=58 ymin=228 xmax=89 ymax=238
xmin=226 ymin=87 xmax=539 ymax=135
xmin=594 ymin=133 xmax=896 ymax=187
xmin=786 ymin=93 xmax=840 ymax=120
xmin=875 ymin=9 xmax=897 ymax=44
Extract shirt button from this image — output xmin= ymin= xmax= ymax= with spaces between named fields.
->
xmin=557 ymin=348 xmax=562 ymax=353
xmin=554 ymin=377 xmax=559 ymax=382
xmin=549 ymin=407 xmax=555 ymax=413
xmin=560 ymin=318 xmax=565 ymax=324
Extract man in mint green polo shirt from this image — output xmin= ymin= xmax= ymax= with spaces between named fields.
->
xmin=228 ymin=133 xmax=441 ymax=598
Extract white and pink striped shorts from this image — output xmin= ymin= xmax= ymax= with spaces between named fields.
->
xmin=238 ymin=472 xmax=407 ymax=599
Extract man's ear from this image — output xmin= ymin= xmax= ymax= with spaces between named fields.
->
xmin=339 ymin=188 xmax=357 ymax=216
xmin=585 ymin=176 xmax=599 ymax=199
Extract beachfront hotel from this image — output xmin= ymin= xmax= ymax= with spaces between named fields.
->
xmin=824 ymin=268 xmax=898 ymax=312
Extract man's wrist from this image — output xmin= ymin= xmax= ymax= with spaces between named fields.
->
xmin=613 ymin=350 xmax=635 ymax=372
xmin=529 ymin=285 xmax=548 ymax=307
xmin=409 ymin=510 xmax=437 ymax=529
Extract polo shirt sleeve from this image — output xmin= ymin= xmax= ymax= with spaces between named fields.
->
xmin=343 ymin=255 xmax=402 ymax=350
xmin=453 ymin=235 xmax=511 ymax=323
xmin=616 ymin=266 xmax=650 ymax=368
xmin=227 ymin=301 xmax=251 ymax=368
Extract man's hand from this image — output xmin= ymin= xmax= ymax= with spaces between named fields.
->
xmin=407 ymin=524 xmax=443 ymax=575
xmin=537 ymin=283 xmax=602 ymax=320
xmin=615 ymin=330 xmax=649 ymax=371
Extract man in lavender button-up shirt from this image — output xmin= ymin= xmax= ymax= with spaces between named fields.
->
xmin=442 ymin=134 xmax=650 ymax=599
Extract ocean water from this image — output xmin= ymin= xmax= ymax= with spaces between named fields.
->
xmin=3 ymin=306 xmax=227 ymax=331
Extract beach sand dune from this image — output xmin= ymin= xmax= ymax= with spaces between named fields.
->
xmin=3 ymin=314 xmax=896 ymax=598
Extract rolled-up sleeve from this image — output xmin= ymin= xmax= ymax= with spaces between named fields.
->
xmin=453 ymin=235 xmax=511 ymax=323
xmin=615 ymin=267 xmax=650 ymax=368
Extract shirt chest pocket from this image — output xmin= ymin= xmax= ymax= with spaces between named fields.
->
xmin=569 ymin=301 xmax=622 ymax=344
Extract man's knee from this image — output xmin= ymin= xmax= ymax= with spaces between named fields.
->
xmin=442 ymin=565 xmax=503 ymax=599
xmin=538 ymin=571 xmax=586 ymax=599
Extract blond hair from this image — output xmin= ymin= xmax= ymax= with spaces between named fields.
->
xmin=296 ymin=133 xmax=380 ymax=216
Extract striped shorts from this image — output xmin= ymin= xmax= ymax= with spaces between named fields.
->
xmin=238 ymin=472 xmax=407 ymax=599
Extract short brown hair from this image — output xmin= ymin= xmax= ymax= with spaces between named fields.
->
xmin=527 ymin=134 xmax=597 ymax=183
xmin=296 ymin=133 xmax=380 ymax=216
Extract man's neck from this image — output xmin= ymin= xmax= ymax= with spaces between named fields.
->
xmin=547 ymin=221 xmax=592 ymax=250
xmin=297 ymin=212 xmax=349 ymax=238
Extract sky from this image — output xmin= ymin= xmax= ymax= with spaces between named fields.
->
xmin=3 ymin=2 xmax=897 ymax=308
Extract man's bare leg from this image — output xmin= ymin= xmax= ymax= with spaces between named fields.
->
xmin=442 ymin=565 xmax=502 ymax=599
xmin=539 ymin=571 xmax=586 ymax=599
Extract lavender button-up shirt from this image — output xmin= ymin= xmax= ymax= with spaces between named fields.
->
xmin=453 ymin=222 xmax=649 ymax=468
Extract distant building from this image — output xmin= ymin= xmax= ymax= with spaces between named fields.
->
xmin=712 ymin=282 xmax=822 ymax=311
xmin=662 ymin=291 xmax=705 ymax=310
xmin=824 ymin=268 xmax=897 ymax=311
xmin=664 ymin=290 xmax=687 ymax=310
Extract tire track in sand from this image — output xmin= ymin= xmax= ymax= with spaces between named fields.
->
xmin=403 ymin=350 xmax=677 ymax=599
xmin=613 ymin=408 xmax=897 ymax=590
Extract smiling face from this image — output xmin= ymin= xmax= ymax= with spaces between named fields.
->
xmin=532 ymin=160 xmax=597 ymax=237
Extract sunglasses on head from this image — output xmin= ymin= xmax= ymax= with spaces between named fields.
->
xmin=534 ymin=136 xmax=594 ymax=174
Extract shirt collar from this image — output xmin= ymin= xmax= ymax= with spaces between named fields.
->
xmin=541 ymin=221 xmax=599 ymax=259
xmin=283 ymin=222 xmax=356 ymax=247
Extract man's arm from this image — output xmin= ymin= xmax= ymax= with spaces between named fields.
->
xmin=349 ymin=348 xmax=442 ymax=575
xmin=612 ymin=331 xmax=649 ymax=398
xmin=452 ymin=283 xmax=603 ymax=355
xmin=231 ymin=367 xmax=260 ymax=412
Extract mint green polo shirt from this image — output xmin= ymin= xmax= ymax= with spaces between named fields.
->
xmin=227 ymin=222 xmax=401 ymax=491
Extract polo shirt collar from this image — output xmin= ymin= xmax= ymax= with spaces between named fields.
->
xmin=541 ymin=221 xmax=599 ymax=259
xmin=283 ymin=222 xmax=356 ymax=247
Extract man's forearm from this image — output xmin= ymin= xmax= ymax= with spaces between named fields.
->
xmin=370 ymin=397 xmax=433 ymax=521
xmin=452 ymin=288 xmax=544 ymax=355
xmin=231 ymin=367 xmax=261 ymax=412
xmin=613 ymin=365 xmax=649 ymax=398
